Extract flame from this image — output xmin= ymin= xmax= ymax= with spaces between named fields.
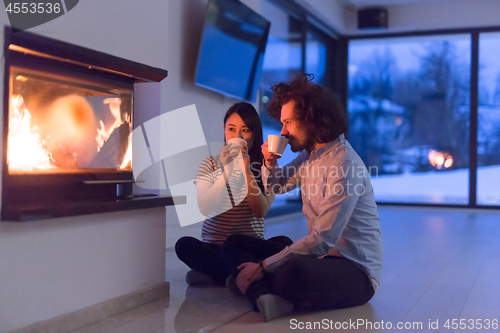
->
xmin=96 ymin=98 xmax=124 ymax=151
xmin=9 ymin=94 xmax=131 ymax=172
xmin=96 ymin=97 xmax=132 ymax=169
xmin=428 ymin=149 xmax=453 ymax=170
xmin=8 ymin=95 xmax=55 ymax=172
xmin=120 ymin=135 xmax=132 ymax=169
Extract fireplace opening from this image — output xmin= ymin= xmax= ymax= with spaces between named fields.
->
xmin=8 ymin=67 xmax=133 ymax=174
xmin=2 ymin=27 xmax=171 ymax=221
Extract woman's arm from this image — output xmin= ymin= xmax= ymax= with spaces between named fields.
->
xmin=196 ymin=146 xmax=239 ymax=216
xmin=238 ymin=143 xmax=275 ymax=218
xmin=244 ymin=169 xmax=275 ymax=218
xmin=196 ymin=174 xmax=230 ymax=217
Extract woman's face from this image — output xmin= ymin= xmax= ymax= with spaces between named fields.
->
xmin=224 ymin=112 xmax=253 ymax=150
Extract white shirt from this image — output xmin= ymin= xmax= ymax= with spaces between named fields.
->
xmin=262 ymin=134 xmax=383 ymax=291
xmin=195 ymin=156 xmax=264 ymax=244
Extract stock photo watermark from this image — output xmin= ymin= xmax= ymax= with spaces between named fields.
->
xmin=289 ymin=318 xmax=499 ymax=331
xmin=3 ymin=0 xmax=79 ymax=32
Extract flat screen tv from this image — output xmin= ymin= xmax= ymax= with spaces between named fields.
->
xmin=195 ymin=0 xmax=270 ymax=102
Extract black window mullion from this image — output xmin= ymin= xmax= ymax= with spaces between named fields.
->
xmin=469 ymin=32 xmax=479 ymax=207
xmin=301 ymin=18 xmax=307 ymax=74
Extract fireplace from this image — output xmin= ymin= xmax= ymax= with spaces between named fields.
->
xmin=2 ymin=27 xmax=178 ymax=221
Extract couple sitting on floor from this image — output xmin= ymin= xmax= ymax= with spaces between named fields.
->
xmin=175 ymin=73 xmax=383 ymax=322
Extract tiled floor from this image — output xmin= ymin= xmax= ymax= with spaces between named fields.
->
xmin=71 ymin=206 xmax=500 ymax=332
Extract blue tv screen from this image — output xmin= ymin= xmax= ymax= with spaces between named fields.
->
xmin=195 ymin=0 xmax=270 ymax=102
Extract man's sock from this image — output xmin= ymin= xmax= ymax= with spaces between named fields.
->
xmin=256 ymin=294 xmax=294 ymax=322
xmin=185 ymin=269 xmax=214 ymax=285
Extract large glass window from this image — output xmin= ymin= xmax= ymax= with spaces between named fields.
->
xmin=348 ymin=35 xmax=471 ymax=204
xmin=478 ymin=32 xmax=500 ymax=205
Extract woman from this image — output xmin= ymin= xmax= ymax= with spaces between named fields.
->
xmin=175 ymin=102 xmax=291 ymax=286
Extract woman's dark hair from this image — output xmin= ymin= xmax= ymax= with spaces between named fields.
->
xmin=266 ymin=73 xmax=348 ymax=142
xmin=223 ymin=102 xmax=265 ymax=193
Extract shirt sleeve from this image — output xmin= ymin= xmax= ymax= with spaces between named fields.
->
xmin=264 ymin=159 xmax=365 ymax=272
xmin=261 ymin=151 xmax=308 ymax=195
xmin=193 ymin=156 xmax=218 ymax=185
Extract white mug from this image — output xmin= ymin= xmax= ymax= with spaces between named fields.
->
xmin=268 ymin=135 xmax=288 ymax=155
xmin=228 ymin=138 xmax=247 ymax=147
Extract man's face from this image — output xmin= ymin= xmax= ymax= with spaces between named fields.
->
xmin=280 ymin=100 xmax=313 ymax=153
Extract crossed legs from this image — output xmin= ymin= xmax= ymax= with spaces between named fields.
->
xmin=222 ymin=234 xmax=374 ymax=313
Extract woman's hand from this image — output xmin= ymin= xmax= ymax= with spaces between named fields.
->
xmin=240 ymin=141 xmax=251 ymax=173
xmin=262 ymin=140 xmax=281 ymax=168
xmin=236 ymin=262 xmax=264 ymax=294
xmin=220 ymin=144 xmax=240 ymax=175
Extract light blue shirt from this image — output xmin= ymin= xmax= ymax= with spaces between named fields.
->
xmin=262 ymin=134 xmax=383 ymax=291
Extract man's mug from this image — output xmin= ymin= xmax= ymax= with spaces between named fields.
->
xmin=268 ymin=135 xmax=289 ymax=156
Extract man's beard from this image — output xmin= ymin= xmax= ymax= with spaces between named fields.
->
xmin=286 ymin=134 xmax=313 ymax=153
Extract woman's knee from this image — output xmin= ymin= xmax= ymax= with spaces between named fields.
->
xmin=267 ymin=235 xmax=293 ymax=246
xmin=221 ymin=234 xmax=247 ymax=253
xmin=175 ymin=236 xmax=198 ymax=260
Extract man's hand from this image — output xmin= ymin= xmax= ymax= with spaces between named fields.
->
xmin=262 ymin=140 xmax=281 ymax=168
xmin=236 ymin=262 xmax=263 ymax=294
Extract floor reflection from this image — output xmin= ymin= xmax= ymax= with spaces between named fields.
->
xmin=173 ymin=285 xmax=251 ymax=333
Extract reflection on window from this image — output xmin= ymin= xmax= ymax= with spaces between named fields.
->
xmin=259 ymin=0 xmax=304 ymax=207
xmin=306 ymin=26 xmax=328 ymax=85
xmin=348 ymin=35 xmax=470 ymax=204
xmin=478 ymin=32 xmax=500 ymax=205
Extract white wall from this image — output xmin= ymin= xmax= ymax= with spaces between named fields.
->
xmin=343 ymin=0 xmax=500 ymax=35
xmin=298 ymin=0 xmax=346 ymax=34
xmin=0 ymin=208 xmax=167 ymax=332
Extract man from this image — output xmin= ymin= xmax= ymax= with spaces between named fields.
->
xmin=222 ymin=74 xmax=383 ymax=322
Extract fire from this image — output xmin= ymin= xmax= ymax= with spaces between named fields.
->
xmin=428 ymin=149 xmax=453 ymax=170
xmin=96 ymin=98 xmax=125 ymax=151
xmin=120 ymin=135 xmax=132 ymax=169
xmin=8 ymin=93 xmax=132 ymax=172
xmin=95 ymin=97 xmax=132 ymax=170
xmin=7 ymin=95 xmax=55 ymax=172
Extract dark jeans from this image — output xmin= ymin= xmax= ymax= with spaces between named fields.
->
xmin=221 ymin=234 xmax=375 ymax=312
xmin=175 ymin=235 xmax=293 ymax=285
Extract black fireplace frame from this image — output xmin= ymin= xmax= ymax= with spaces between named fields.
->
xmin=2 ymin=27 xmax=178 ymax=221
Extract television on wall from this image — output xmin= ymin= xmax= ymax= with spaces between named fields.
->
xmin=195 ymin=0 xmax=270 ymax=102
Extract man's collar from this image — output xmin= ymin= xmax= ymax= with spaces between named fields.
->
xmin=308 ymin=134 xmax=345 ymax=160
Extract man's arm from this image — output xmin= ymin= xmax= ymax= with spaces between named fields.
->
xmin=261 ymin=151 xmax=308 ymax=195
xmin=264 ymin=160 xmax=364 ymax=271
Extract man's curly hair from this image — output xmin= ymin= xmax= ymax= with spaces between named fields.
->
xmin=266 ymin=73 xmax=348 ymax=143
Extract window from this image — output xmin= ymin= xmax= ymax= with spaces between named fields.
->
xmin=259 ymin=0 xmax=302 ymax=167
xmin=306 ymin=24 xmax=330 ymax=86
xmin=478 ymin=32 xmax=500 ymax=205
xmin=258 ymin=0 xmax=339 ymax=213
xmin=348 ymin=35 xmax=471 ymax=204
